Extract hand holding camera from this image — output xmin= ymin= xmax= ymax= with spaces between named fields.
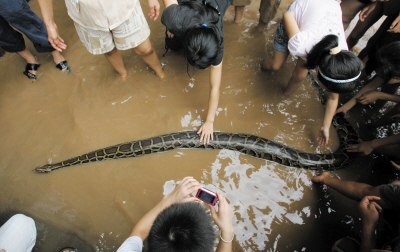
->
xmin=209 ymin=192 xmax=234 ymax=241
xmin=164 ymin=176 xmax=203 ymax=206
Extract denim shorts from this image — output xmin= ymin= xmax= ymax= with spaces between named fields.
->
xmin=273 ymin=5 xmax=291 ymax=54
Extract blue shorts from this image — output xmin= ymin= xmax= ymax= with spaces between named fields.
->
xmin=273 ymin=6 xmax=291 ymax=54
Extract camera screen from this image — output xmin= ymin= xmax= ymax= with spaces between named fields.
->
xmin=198 ymin=190 xmax=216 ymax=203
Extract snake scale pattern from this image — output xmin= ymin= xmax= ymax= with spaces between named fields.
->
xmin=34 ymin=112 xmax=359 ymax=173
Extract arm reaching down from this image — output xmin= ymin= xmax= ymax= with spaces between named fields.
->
xmin=37 ymin=0 xmax=67 ymax=51
xmin=198 ymin=61 xmax=223 ymax=144
xmin=319 ymin=92 xmax=339 ymax=145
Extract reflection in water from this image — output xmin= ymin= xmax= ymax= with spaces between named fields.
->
xmin=204 ymin=150 xmax=312 ymax=251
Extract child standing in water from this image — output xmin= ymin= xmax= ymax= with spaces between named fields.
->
xmin=37 ymin=0 xmax=165 ymax=82
xmin=160 ymin=0 xmax=232 ymax=144
xmin=262 ymin=0 xmax=363 ymax=145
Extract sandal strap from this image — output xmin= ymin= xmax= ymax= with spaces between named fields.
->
xmin=23 ymin=70 xmax=38 ymax=80
xmin=56 ymin=60 xmax=68 ymax=70
xmin=25 ymin=63 xmax=41 ymax=71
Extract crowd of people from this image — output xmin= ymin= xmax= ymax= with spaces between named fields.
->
xmin=0 ymin=0 xmax=399 ymax=250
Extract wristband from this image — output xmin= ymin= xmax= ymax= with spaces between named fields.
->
xmin=219 ymin=229 xmax=234 ymax=243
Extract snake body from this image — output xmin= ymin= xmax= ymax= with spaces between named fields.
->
xmin=34 ymin=112 xmax=358 ymax=173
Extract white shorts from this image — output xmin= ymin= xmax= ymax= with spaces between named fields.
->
xmin=73 ymin=0 xmax=150 ymax=55
xmin=0 ymin=214 xmax=36 ymax=252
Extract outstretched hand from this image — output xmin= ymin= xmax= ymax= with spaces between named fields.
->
xmin=347 ymin=141 xmax=374 ymax=155
xmin=198 ymin=121 xmax=214 ymax=144
xmin=359 ymin=2 xmax=377 ymax=22
xmin=336 ymin=104 xmax=351 ymax=116
xmin=388 ymin=12 xmax=400 ymax=33
xmin=318 ymin=126 xmax=329 ymax=146
xmin=356 ymin=91 xmax=380 ymax=105
xmin=148 ymin=0 xmax=160 ymax=20
xmin=164 ymin=176 xmax=203 ymax=206
xmin=46 ymin=22 xmax=66 ymax=52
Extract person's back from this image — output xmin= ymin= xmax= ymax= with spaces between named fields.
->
xmin=288 ymin=0 xmax=348 ymax=60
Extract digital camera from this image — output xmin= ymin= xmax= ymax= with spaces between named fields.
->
xmin=196 ymin=188 xmax=218 ymax=206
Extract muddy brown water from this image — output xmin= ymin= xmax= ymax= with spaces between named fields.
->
xmin=0 ymin=0 xmax=388 ymax=251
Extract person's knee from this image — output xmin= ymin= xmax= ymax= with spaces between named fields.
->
xmin=135 ymin=45 xmax=154 ymax=57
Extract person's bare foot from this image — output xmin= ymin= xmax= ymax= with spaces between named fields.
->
xmin=234 ymin=6 xmax=245 ymax=24
xmin=155 ymin=68 xmax=166 ymax=79
xmin=261 ymin=58 xmax=272 ymax=71
xmin=311 ymin=172 xmax=330 ymax=183
xmin=120 ymin=70 xmax=128 ymax=82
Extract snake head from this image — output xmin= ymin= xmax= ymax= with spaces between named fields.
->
xmin=34 ymin=165 xmax=53 ymax=173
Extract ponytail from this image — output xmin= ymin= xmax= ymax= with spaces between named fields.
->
xmin=180 ymin=0 xmax=222 ymax=69
xmin=305 ymin=35 xmax=363 ymax=93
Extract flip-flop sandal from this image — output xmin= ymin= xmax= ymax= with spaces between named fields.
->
xmin=23 ymin=63 xmax=41 ymax=80
xmin=56 ymin=60 xmax=71 ymax=74
xmin=58 ymin=247 xmax=78 ymax=252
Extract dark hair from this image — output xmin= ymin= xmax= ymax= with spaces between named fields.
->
xmin=181 ymin=0 xmax=222 ymax=69
xmin=304 ymin=35 xmax=363 ymax=93
xmin=357 ymin=0 xmax=371 ymax=4
xmin=147 ymin=202 xmax=215 ymax=252
xmin=365 ymin=41 xmax=400 ymax=84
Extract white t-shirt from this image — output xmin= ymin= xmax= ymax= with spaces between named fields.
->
xmin=117 ymin=236 xmax=143 ymax=252
xmin=288 ymin=0 xmax=348 ymax=61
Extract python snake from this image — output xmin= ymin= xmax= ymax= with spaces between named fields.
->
xmin=34 ymin=75 xmax=359 ymax=173
xmin=34 ymin=112 xmax=358 ymax=173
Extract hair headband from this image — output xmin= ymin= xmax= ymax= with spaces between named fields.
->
xmin=330 ymin=46 xmax=341 ymax=55
xmin=319 ymin=69 xmax=361 ymax=83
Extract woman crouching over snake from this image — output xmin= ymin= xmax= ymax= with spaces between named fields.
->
xmin=262 ymin=0 xmax=363 ymax=146
xmin=159 ymin=0 xmax=232 ymax=144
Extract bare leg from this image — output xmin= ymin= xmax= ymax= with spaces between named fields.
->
xmin=283 ymin=58 xmax=308 ymax=96
xmin=234 ymin=6 xmax=245 ymax=24
xmin=262 ymin=51 xmax=289 ymax=71
xmin=104 ymin=47 xmax=128 ymax=82
xmin=133 ymin=38 xmax=165 ymax=79
xmin=346 ymin=2 xmax=383 ymax=49
xmin=340 ymin=0 xmax=366 ymax=30
xmin=257 ymin=0 xmax=280 ymax=32
xmin=50 ymin=50 xmax=67 ymax=73
xmin=16 ymin=48 xmax=39 ymax=82
xmin=312 ymin=172 xmax=388 ymax=208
